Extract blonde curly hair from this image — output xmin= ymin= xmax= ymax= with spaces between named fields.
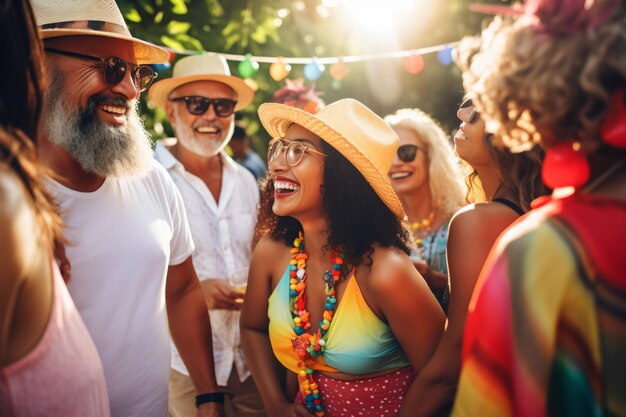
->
xmin=457 ymin=0 xmax=626 ymax=151
xmin=384 ymin=108 xmax=466 ymax=217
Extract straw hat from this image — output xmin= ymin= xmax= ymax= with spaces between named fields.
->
xmin=149 ymin=54 xmax=255 ymax=111
xmin=258 ymin=99 xmax=405 ymax=219
xmin=31 ymin=0 xmax=169 ymax=64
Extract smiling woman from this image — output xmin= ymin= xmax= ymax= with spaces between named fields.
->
xmin=241 ymin=99 xmax=444 ymax=417
xmin=384 ymin=108 xmax=466 ymax=314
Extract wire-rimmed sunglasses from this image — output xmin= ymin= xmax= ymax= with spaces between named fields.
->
xmin=169 ymin=96 xmax=238 ymax=118
xmin=44 ymin=48 xmax=157 ymax=92
xmin=460 ymin=98 xmax=480 ymax=124
xmin=267 ymin=138 xmax=327 ymax=167
xmin=396 ymin=144 xmax=424 ymax=163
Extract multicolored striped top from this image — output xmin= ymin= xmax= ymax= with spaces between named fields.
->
xmin=452 ymin=192 xmax=626 ymax=417
xmin=268 ymin=265 xmax=410 ymax=375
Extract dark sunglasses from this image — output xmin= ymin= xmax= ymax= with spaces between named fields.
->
xmin=397 ymin=144 xmax=422 ymax=163
xmin=44 ymin=48 xmax=157 ymax=92
xmin=169 ymin=96 xmax=237 ymax=118
xmin=267 ymin=138 xmax=327 ymax=167
xmin=460 ymin=98 xmax=480 ymax=124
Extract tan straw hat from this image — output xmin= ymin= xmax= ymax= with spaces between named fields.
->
xmin=258 ymin=99 xmax=405 ymax=219
xmin=148 ymin=54 xmax=255 ymax=111
xmin=31 ymin=0 xmax=169 ymax=64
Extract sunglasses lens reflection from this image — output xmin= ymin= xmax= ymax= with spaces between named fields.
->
xmin=134 ymin=66 xmax=156 ymax=91
xmin=184 ymin=98 xmax=236 ymax=117
xmin=104 ymin=57 xmax=128 ymax=85
xmin=187 ymin=98 xmax=209 ymax=115
xmin=397 ymin=145 xmax=418 ymax=162
xmin=102 ymin=57 xmax=155 ymax=92
xmin=213 ymin=100 xmax=236 ymax=117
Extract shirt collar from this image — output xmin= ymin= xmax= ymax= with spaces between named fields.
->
xmin=154 ymin=139 xmax=182 ymax=171
xmin=154 ymin=138 xmax=243 ymax=175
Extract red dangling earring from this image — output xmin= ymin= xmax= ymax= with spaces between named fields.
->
xmin=542 ymin=141 xmax=590 ymax=189
xmin=601 ymin=89 xmax=626 ymax=148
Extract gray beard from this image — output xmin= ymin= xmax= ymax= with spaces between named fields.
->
xmin=43 ymin=71 xmax=153 ymax=178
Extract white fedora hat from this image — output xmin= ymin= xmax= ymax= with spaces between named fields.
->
xmin=149 ymin=54 xmax=255 ymax=111
xmin=31 ymin=0 xmax=170 ymax=64
xmin=258 ymin=99 xmax=405 ymax=219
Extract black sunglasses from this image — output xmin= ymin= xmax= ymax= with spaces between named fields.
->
xmin=397 ymin=144 xmax=422 ymax=163
xmin=169 ymin=96 xmax=237 ymax=118
xmin=460 ymin=98 xmax=480 ymax=124
xmin=44 ymin=48 xmax=157 ymax=92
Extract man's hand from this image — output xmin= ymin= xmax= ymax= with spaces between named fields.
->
xmin=201 ymin=279 xmax=245 ymax=310
xmin=196 ymin=402 xmax=224 ymax=417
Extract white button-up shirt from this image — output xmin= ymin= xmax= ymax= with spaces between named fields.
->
xmin=155 ymin=140 xmax=260 ymax=385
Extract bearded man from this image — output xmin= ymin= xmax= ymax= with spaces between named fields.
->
xmin=32 ymin=1 xmax=224 ymax=416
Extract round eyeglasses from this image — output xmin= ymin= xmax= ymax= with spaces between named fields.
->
xmin=44 ymin=48 xmax=157 ymax=92
xmin=169 ymin=96 xmax=237 ymax=118
xmin=267 ymin=138 xmax=327 ymax=167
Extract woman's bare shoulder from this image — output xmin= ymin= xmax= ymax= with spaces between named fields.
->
xmin=365 ymin=245 xmax=415 ymax=291
xmin=0 ymin=166 xmax=42 ymax=287
xmin=450 ymin=202 xmax=520 ymax=238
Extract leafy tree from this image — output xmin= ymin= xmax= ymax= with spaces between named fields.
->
xmin=119 ymin=0 xmax=509 ymax=151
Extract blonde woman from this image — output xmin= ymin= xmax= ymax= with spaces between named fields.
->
xmin=385 ymin=109 xmax=466 ymax=313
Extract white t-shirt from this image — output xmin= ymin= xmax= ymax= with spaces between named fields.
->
xmin=155 ymin=141 xmax=259 ymax=386
xmin=46 ymin=160 xmax=194 ymax=417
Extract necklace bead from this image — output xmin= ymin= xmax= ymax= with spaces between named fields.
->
xmin=290 ymin=231 xmax=344 ymax=416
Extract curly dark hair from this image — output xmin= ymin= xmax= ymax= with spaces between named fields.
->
xmin=255 ymin=139 xmax=411 ymax=268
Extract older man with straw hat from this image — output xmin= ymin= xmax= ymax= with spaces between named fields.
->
xmin=150 ymin=54 xmax=265 ymax=417
xmin=30 ymin=0 xmax=223 ymax=416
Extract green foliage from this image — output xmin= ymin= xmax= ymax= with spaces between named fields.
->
xmin=118 ymin=0 xmax=510 ymax=155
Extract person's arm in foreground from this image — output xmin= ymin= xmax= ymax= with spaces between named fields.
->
xmin=367 ymin=247 xmax=445 ymax=417
xmin=401 ymin=204 xmax=519 ymax=417
xmin=240 ymin=235 xmax=315 ymax=417
xmin=166 ymin=256 xmax=224 ymax=417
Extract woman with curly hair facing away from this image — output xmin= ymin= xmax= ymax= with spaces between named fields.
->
xmin=452 ymin=0 xmax=626 ymax=416
xmin=241 ymin=99 xmax=444 ymax=417
xmin=385 ymin=108 xmax=466 ymax=314
xmin=0 ymin=0 xmax=109 ymax=415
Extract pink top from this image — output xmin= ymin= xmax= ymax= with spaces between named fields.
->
xmin=0 ymin=263 xmax=110 ymax=417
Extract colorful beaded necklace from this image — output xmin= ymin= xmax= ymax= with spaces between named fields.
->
xmin=289 ymin=231 xmax=344 ymax=417
xmin=410 ymin=211 xmax=436 ymax=263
